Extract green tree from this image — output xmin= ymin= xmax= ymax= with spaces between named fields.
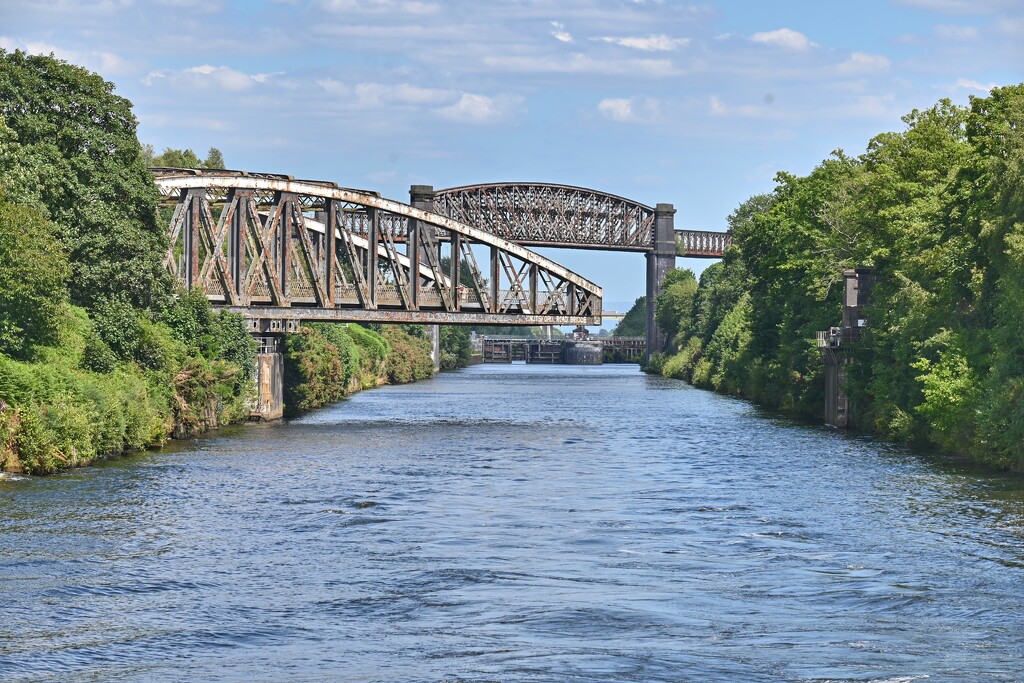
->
xmin=0 ymin=195 xmax=70 ymax=358
xmin=149 ymin=146 xmax=226 ymax=170
xmin=0 ymin=49 xmax=169 ymax=310
xmin=654 ymin=268 xmax=698 ymax=347
xmin=203 ymin=147 xmax=225 ymax=169
xmin=612 ymin=296 xmax=646 ymax=337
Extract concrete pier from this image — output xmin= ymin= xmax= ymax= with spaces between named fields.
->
xmin=252 ymin=335 xmax=284 ymax=421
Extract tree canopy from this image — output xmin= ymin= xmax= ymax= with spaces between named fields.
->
xmin=652 ymin=85 xmax=1024 ymax=470
xmin=0 ymin=49 xmax=168 ymax=310
xmin=146 ymin=146 xmax=226 ymax=169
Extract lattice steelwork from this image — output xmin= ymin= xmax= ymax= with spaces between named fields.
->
xmin=152 ymin=168 xmax=602 ymax=326
xmin=433 ymin=183 xmax=657 ymax=252
xmin=676 ymin=229 xmax=732 ymax=257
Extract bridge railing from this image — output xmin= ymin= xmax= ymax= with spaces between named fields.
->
xmin=675 ymin=229 xmax=732 ymax=258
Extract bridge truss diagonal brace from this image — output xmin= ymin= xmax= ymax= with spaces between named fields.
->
xmin=153 ymin=171 xmax=603 ymax=327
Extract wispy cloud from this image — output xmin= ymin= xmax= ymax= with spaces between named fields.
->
xmin=437 ymin=93 xmax=522 ymax=124
xmin=837 ymin=52 xmax=891 ymax=75
xmin=0 ymin=35 xmax=137 ymax=77
xmin=597 ymin=97 xmax=660 ymax=123
xmin=750 ymin=28 xmax=816 ymax=50
xmin=953 ymin=77 xmax=997 ymax=92
xmin=550 ymin=21 xmax=573 ymax=44
xmin=934 ymin=24 xmax=980 ymax=40
xmin=595 ymin=34 xmax=689 ymax=52
xmin=145 ymin=64 xmax=271 ymax=91
xmin=483 ymin=53 xmax=678 ymax=77
xmin=895 ymin=0 xmax=1018 ymax=14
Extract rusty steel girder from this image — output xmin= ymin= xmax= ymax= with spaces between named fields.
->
xmin=675 ymin=229 xmax=732 ymax=257
xmin=433 ymin=183 xmax=656 ymax=252
xmin=152 ymin=169 xmax=602 ymax=327
xmin=429 ymin=182 xmax=730 ymax=258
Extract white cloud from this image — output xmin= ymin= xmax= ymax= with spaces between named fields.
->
xmin=750 ymin=28 xmax=816 ymax=50
xmin=597 ymin=97 xmax=660 ymax=123
xmin=0 ymin=36 xmax=137 ymax=77
xmin=997 ymin=17 xmax=1024 ymax=38
xmin=483 ymin=53 xmax=677 ymax=77
xmin=832 ymin=93 xmax=898 ymax=119
xmin=895 ymin=0 xmax=1017 ymax=14
xmin=708 ymin=95 xmax=783 ymax=119
xmin=144 ymin=65 xmax=271 ymax=91
xmin=316 ymin=78 xmax=350 ymax=95
xmin=354 ymin=82 xmax=455 ymax=107
xmin=182 ymin=64 xmax=263 ymax=90
xmin=596 ymin=34 xmax=689 ymax=52
xmin=320 ymin=0 xmax=440 ymax=14
xmin=152 ymin=0 xmax=224 ymax=11
xmin=437 ymin=93 xmax=521 ymax=124
xmin=954 ymin=78 xmax=997 ymax=92
xmin=550 ymin=21 xmax=573 ymax=44
xmin=837 ymin=52 xmax=891 ymax=75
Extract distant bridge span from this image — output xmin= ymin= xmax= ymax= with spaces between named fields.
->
xmin=433 ymin=182 xmax=731 ymax=257
xmin=422 ymin=183 xmax=730 ymax=358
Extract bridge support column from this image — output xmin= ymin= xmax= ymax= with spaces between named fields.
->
xmin=247 ymin=319 xmax=298 ymax=421
xmin=646 ymin=203 xmax=677 ymax=364
xmin=252 ymin=335 xmax=284 ymax=421
xmin=411 ymin=185 xmax=441 ymax=373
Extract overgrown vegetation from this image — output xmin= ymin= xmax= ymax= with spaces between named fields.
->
xmin=0 ymin=51 xmax=255 ymax=474
xmin=282 ymin=324 xmax=440 ymax=417
xmin=0 ymin=50 xmax=472 ymax=473
xmin=651 ymin=85 xmax=1024 ymax=471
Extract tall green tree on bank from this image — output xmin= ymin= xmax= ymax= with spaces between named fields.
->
xmin=612 ymin=296 xmax=646 ymax=337
xmin=652 ymin=85 xmax=1024 ymax=471
xmin=0 ymin=195 xmax=70 ymax=358
xmin=0 ymin=49 xmax=169 ymax=310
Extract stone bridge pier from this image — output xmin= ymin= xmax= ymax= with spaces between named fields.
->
xmin=646 ymin=203 xmax=677 ymax=363
xmin=249 ymin=319 xmax=299 ymax=421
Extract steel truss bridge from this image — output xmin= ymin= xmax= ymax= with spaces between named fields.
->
xmin=153 ymin=169 xmax=730 ymax=356
xmin=154 ymin=170 xmax=603 ymax=329
xmin=433 ymin=182 xmax=730 ymax=257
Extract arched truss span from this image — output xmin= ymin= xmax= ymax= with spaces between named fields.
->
xmin=152 ymin=169 xmax=602 ymax=326
xmin=433 ymin=183 xmax=657 ymax=252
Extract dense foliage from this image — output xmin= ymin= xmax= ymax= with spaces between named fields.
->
xmin=283 ymin=324 xmax=437 ymax=417
xmin=653 ymin=85 xmax=1024 ymax=470
xmin=0 ymin=49 xmax=169 ymax=310
xmin=612 ymin=296 xmax=646 ymax=337
xmin=145 ymin=146 xmax=226 ymax=170
xmin=0 ymin=52 xmax=256 ymax=474
xmin=439 ymin=326 xmax=473 ymax=370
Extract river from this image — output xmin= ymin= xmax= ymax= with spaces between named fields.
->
xmin=2 ymin=364 xmax=1023 ymax=682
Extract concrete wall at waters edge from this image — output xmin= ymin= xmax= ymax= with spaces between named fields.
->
xmin=255 ymin=352 xmax=284 ymax=421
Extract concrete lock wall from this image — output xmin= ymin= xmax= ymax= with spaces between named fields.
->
xmin=565 ymin=342 xmax=603 ymax=365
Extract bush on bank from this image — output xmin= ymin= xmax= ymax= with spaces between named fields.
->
xmin=0 ymin=292 xmax=256 ymax=474
xmin=651 ymin=85 xmax=1024 ymax=471
xmin=282 ymin=323 xmax=439 ymax=417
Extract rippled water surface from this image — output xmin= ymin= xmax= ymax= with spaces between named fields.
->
xmin=3 ymin=364 xmax=1024 ymax=682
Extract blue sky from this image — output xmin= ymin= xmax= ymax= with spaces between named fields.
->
xmin=2 ymin=0 xmax=1022 ymax=308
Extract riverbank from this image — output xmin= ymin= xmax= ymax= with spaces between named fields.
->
xmin=0 ymin=314 xmax=456 ymax=476
xmin=634 ymin=85 xmax=1024 ymax=473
